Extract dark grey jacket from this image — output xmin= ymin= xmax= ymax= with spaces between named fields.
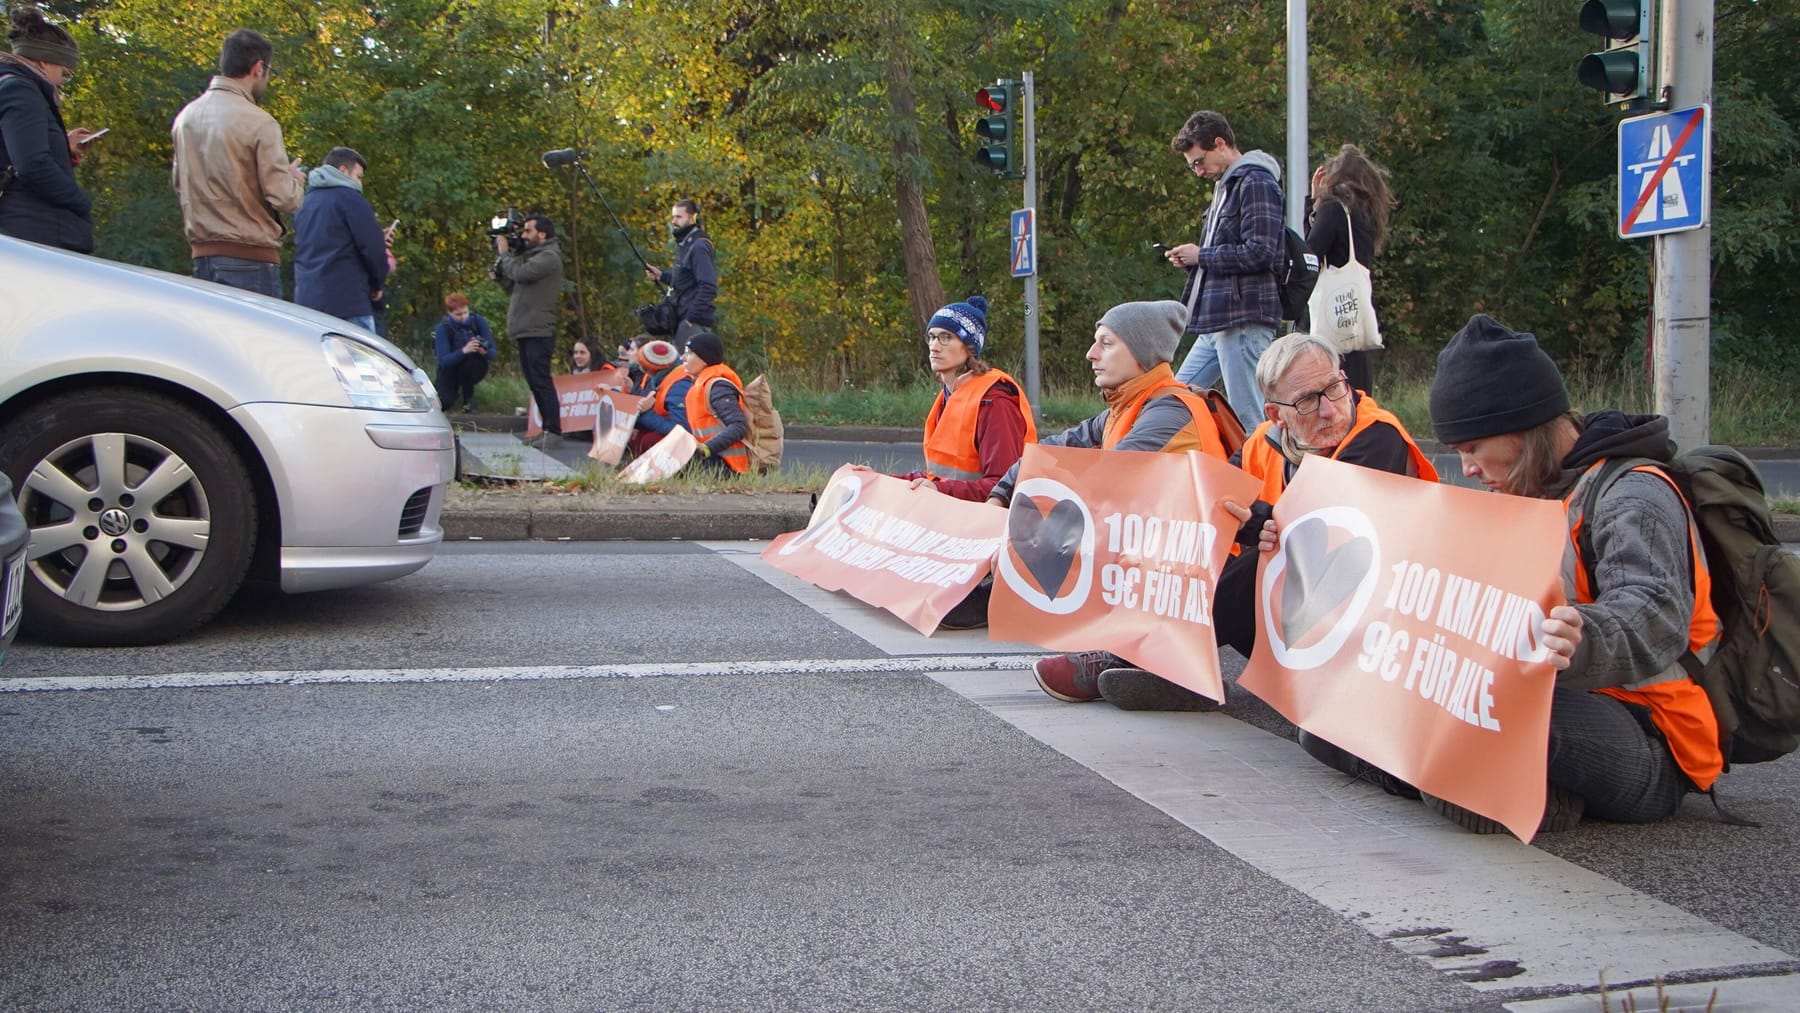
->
xmin=657 ymin=226 xmax=716 ymax=327
xmin=495 ymin=237 xmax=563 ymax=339
xmin=0 ymin=55 xmax=92 ymax=252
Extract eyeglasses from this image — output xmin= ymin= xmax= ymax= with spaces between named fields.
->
xmin=926 ymin=332 xmax=962 ymax=346
xmin=1268 ymin=377 xmax=1350 ymax=415
xmin=1185 ymin=155 xmax=1205 ymax=172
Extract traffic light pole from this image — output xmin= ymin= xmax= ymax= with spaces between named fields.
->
xmin=1653 ymin=1 xmax=1712 ymax=450
xmin=1021 ymin=72 xmax=1041 ymax=421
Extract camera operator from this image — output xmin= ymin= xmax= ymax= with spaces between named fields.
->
xmin=490 ymin=213 xmax=565 ymax=446
xmin=643 ymin=199 xmax=716 ymax=343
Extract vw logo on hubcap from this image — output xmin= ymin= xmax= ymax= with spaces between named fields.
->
xmin=98 ymin=508 xmax=132 ymax=537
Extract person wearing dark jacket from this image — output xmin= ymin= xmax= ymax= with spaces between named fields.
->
xmin=1165 ymin=109 xmax=1285 ymax=434
xmin=628 ymin=338 xmax=691 ymax=458
xmin=432 ymin=292 xmax=495 ymax=413
xmin=644 ymin=199 xmax=717 ymax=343
xmin=680 ymin=331 xmax=749 ymax=475
xmin=293 ymin=147 xmax=389 ymax=329
xmin=1305 ymin=143 xmax=1395 ymax=394
xmin=0 ymin=5 xmax=94 ymax=253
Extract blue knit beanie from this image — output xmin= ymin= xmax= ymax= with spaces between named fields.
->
xmin=927 ymin=295 xmax=989 ymax=357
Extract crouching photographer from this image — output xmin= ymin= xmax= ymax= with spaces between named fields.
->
xmin=490 ymin=213 xmax=565 ymax=447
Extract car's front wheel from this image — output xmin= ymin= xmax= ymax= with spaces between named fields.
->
xmin=0 ymin=389 xmax=257 ymax=646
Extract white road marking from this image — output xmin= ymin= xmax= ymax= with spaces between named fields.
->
xmin=0 ymin=655 xmax=1031 ymax=694
xmin=928 ymin=670 xmax=1800 ymax=1007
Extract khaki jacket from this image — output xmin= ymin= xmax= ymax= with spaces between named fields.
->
xmin=170 ymin=77 xmax=305 ymax=262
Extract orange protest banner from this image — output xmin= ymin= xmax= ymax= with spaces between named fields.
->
xmin=618 ymin=426 xmax=697 ymax=484
xmin=1237 ymin=455 xmax=1567 ymax=841
xmin=762 ymin=465 xmax=1005 ymax=634
xmin=988 ymin=444 xmax=1261 ymax=703
xmin=525 ymin=365 xmax=631 ymax=436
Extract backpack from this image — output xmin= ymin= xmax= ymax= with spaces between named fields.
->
xmin=1183 ymin=385 xmax=1248 ymax=458
xmin=740 ymin=373 xmax=785 ymax=473
xmin=1576 ymin=447 xmax=1800 ymax=766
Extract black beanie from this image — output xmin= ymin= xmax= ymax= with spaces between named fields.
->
xmin=1428 ymin=314 xmax=1570 ymax=444
xmin=686 ymin=331 xmax=724 ymax=366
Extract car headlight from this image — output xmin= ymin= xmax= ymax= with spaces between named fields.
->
xmin=321 ymin=334 xmax=433 ymax=411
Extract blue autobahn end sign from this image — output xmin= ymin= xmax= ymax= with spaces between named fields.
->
xmin=1010 ymin=208 xmax=1036 ymax=278
xmin=1618 ymin=104 xmax=1710 ymax=239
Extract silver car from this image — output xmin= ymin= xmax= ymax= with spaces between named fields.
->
xmin=0 ymin=237 xmax=456 ymax=646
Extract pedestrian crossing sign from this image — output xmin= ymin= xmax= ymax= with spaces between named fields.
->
xmin=1618 ymin=105 xmax=1709 ymax=239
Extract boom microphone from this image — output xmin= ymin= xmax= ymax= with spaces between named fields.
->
xmin=541 ymin=148 xmax=584 ymax=168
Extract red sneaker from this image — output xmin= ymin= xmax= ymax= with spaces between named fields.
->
xmin=1033 ymin=651 xmax=1121 ymax=702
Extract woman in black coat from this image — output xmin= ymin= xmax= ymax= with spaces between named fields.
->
xmin=0 ymin=5 xmax=94 ymax=253
xmin=1305 ymin=144 xmax=1395 ymax=395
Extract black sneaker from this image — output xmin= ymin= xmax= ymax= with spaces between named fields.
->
xmin=1097 ymin=667 xmax=1221 ymax=711
xmin=524 ymin=431 xmax=565 ymax=451
xmin=1297 ymin=730 xmax=1420 ymax=799
xmin=938 ymin=582 xmax=990 ymax=630
xmin=1422 ymin=782 xmax=1584 ymax=835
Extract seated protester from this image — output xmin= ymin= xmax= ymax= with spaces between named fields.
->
xmin=681 ymin=330 xmax=750 ymax=475
xmin=1413 ymin=313 xmax=1719 ymax=834
xmin=895 ymin=296 xmax=1037 ymax=503
xmin=986 ymin=301 xmax=1229 ymax=711
xmin=1232 ymin=333 xmax=1438 ymax=785
xmin=569 ymin=339 xmax=595 ymax=374
xmin=1293 ymin=315 xmax=1709 ymax=833
xmin=1224 ymin=332 xmax=1437 ymax=659
xmin=626 ymin=338 xmax=689 ymax=458
xmin=432 ymin=292 xmax=496 ymax=414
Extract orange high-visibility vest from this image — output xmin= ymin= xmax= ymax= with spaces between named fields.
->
xmin=685 ymin=363 xmax=750 ymax=473
xmin=1563 ymin=461 xmax=1723 ymax=790
xmin=1100 ymin=365 xmax=1227 ymax=460
xmin=649 ymin=367 xmax=686 ymax=417
xmin=1240 ymin=392 xmax=1438 ymax=502
xmin=922 ymin=370 xmax=1039 ymax=482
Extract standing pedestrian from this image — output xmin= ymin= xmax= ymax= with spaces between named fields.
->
xmin=1164 ymin=109 xmax=1286 ymax=434
xmin=292 ymin=147 xmax=389 ymax=331
xmin=644 ymin=199 xmax=716 ymax=344
xmin=0 ymin=4 xmax=95 ymax=252
xmin=491 ymin=214 xmax=565 ymax=447
xmin=170 ymin=28 xmax=305 ymax=297
xmin=1305 ymin=143 xmax=1395 ymax=394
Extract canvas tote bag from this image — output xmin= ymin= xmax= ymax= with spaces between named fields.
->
xmin=1307 ymin=203 xmax=1382 ymax=352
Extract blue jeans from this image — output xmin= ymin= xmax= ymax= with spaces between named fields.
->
xmin=1173 ymin=322 xmax=1274 ymax=434
xmin=344 ymin=314 xmax=376 ymax=332
xmin=193 ymin=256 xmax=282 ymax=299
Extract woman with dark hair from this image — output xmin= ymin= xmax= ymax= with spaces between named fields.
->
xmin=0 ymin=4 xmax=96 ymax=252
xmin=1305 ymin=143 xmax=1395 ymax=394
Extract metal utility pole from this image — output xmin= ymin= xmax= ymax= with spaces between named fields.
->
xmin=1653 ymin=2 xmax=1713 ymax=449
xmin=1021 ymin=72 xmax=1041 ymax=419
xmin=1286 ymin=0 xmax=1309 ymax=232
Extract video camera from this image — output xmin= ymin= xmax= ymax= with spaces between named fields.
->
xmin=487 ymin=206 xmax=525 ymax=253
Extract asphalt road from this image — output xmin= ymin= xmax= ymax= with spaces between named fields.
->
xmin=4 ymin=544 xmax=1799 ymax=1011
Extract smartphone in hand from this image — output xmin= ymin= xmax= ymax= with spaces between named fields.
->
xmin=77 ymin=127 xmax=109 ymax=147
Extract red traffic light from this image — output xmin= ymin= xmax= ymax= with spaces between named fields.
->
xmin=976 ymin=87 xmax=1007 ymax=113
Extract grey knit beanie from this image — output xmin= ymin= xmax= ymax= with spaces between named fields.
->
xmin=1428 ymin=314 xmax=1570 ymax=444
xmin=1097 ymin=300 xmax=1188 ymax=371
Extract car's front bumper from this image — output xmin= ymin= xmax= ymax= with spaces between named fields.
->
xmin=230 ymin=403 xmax=456 ymax=594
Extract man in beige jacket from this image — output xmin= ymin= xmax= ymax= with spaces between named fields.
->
xmin=170 ymin=28 xmax=304 ymax=298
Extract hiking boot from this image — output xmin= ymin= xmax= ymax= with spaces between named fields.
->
xmin=1096 ymin=667 xmax=1221 ymax=712
xmin=1032 ymin=651 xmax=1122 ymax=703
xmin=1297 ymin=730 xmax=1420 ymax=799
xmin=1422 ymin=782 xmax=1584 ymax=835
